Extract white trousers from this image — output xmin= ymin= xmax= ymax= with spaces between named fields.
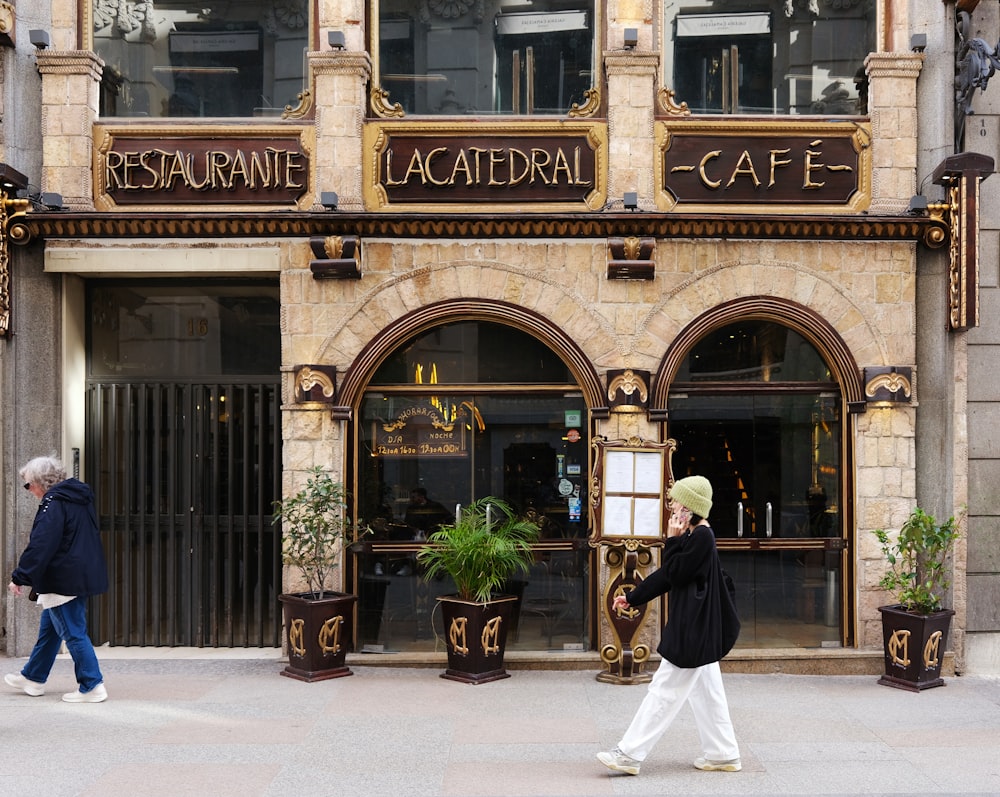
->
xmin=618 ymin=658 xmax=739 ymax=762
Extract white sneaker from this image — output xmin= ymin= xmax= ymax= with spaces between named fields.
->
xmin=4 ymin=672 xmax=45 ymax=696
xmin=62 ymin=683 xmax=108 ymax=703
xmin=694 ymin=756 xmax=741 ymax=772
xmin=596 ymin=747 xmax=641 ymax=775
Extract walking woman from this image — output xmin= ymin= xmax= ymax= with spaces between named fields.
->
xmin=5 ymin=456 xmax=109 ymax=703
xmin=597 ymin=475 xmax=741 ymax=775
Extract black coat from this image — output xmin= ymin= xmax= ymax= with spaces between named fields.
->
xmin=11 ymin=478 xmax=109 ymax=597
xmin=625 ymin=524 xmax=740 ymax=668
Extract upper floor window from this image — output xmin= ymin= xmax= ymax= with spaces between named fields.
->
xmin=665 ymin=1 xmax=875 ymax=116
xmin=375 ymin=0 xmax=596 ymax=116
xmin=91 ymin=0 xmax=311 ymax=118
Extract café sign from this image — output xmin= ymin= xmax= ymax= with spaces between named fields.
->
xmin=363 ymin=121 xmax=607 ymax=210
xmin=374 ymin=401 xmax=472 ymax=458
xmin=655 ymin=120 xmax=871 ymax=213
xmin=94 ymin=125 xmax=314 ymax=210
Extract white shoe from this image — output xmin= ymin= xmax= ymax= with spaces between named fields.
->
xmin=4 ymin=672 xmax=45 ymax=696
xmin=694 ymin=756 xmax=741 ymax=772
xmin=62 ymin=683 xmax=108 ymax=703
xmin=597 ymin=747 xmax=641 ymax=775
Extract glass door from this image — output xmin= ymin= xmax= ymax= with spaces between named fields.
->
xmin=669 ymin=392 xmax=844 ymax=648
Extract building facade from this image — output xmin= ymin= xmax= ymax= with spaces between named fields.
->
xmin=1 ymin=1 xmax=993 ymax=674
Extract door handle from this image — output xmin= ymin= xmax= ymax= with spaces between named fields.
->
xmin=766 ymin=501 xmax=773 ymax=538
xmin=737 ymin=501 xmax=744 ymax=538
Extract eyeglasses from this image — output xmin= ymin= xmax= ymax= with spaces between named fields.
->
xmin=23 ymin=482 xmax=31 ymax=490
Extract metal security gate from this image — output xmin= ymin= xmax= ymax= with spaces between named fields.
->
xmin=86 ymin=381 xmax=281 ymax=647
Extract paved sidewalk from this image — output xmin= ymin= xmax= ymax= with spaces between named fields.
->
xmin=2 ymin=650 xmax=999 ymax=797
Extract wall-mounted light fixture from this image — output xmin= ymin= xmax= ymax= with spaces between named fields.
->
xmin=39 ymin=192 xmax=64 ymax=210
xmin=328 ymin=31 xmax=346 ymax=51
xmin=623 ymin=192 xmax=638 ymax=211
xmin=623 ymin=28 xmax=638 ymax=49
xmin=863 ymin=366 xmax=913 ymax=406
xmin=910 ymin=33 xmax=927 ymax=54
xmin=908 ymin=194 xmax=928 ymax=215
xmin=28 ymin=29 xmax=49 ymax=49
xmin=320 ymin=191 xmax=339 ymax=211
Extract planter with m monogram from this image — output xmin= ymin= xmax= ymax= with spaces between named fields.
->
xmin=279 ymin=591 xmax=357 ymax=682
xmin=877 ymin=604 xmax=954 ymax=691
xmin=437 ymin=594 xmax=518 ymax=684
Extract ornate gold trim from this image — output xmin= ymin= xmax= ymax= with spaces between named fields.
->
xmin=655 ymin=119 xmax=873 ymax=215
xmin=568 ymin=88 xmax=601 ymax=118
xmin=657 ymin=88 xmax=691 ymax=117
xmin=12 ymin=210 xmax=946 ymax=248
xmin=370 ymin=85 xmax=405 ymax=119
xmin=282 ymin=88 xmax=313 ymax=120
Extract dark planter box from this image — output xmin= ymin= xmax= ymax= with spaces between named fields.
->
xmin=437 ymin=594 xmax=518 ymax=684
xmin=878 ymin=604 xmax=955 ymax=692
xmin=279 ymin=591 xmax=357 ymax=682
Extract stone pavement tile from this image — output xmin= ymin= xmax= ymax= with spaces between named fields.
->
xmin=78 ymin=763 xmax=280 ymax=797
xmin=148 ymin=715 xmax=313 ymax=745
xmin=454 ymin=714 xmax=598 ymax=744
xmin=443 ymin=761 xmax=614 ymax=797
xmin=897 ymin=745 xmax=1000 ymax=793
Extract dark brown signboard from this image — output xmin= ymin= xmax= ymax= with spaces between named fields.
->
xmin=95 ymin=126 xmax=312 ymax=208
xmin=364 ymin=122 xmax=607 ymax=210
xmin=656 ymin=121 xmax=871 ymax=212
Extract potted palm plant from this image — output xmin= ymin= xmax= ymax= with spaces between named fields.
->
xmin=874 ymin=507 xmax=962 ymax=691
xmin=273 ymin=466 xmax=369 ymax=682
xmin=417 ymin=497 xmax=540 ymax=684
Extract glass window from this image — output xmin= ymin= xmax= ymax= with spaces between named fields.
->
xmin=88 ymin=282 xmax=280 ymax=377
xmin=665 ymin=1 xmax=875 ymax=116
xmin=92 ymin=1 xmax=311 ymax=118
xmin=375 ymin=0 xmax=596 ymax=115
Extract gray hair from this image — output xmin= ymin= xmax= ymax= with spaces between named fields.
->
xmin=19 ymin=456 xmax=67 ymax=492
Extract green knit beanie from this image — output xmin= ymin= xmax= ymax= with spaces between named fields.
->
xmin=669 ymin=475 xmax=713 ymax=518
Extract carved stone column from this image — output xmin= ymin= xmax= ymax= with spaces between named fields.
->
xmin=604 ymin=50 xmax=659 ymax=210
xmin=309 ymin=50 xmax=371 ymax=212
xmin=35 ymin=51 xmax=104 ymax=210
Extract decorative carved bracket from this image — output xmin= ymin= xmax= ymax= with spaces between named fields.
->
xmin=931 ymin=152 xmax=994 ymax=331
xmin=293 ymin=364 xmax=337 ymax=404
xmin=309 ymin=235 xmax=361 ymax=279
xmin=955 ymin=9 xmax=1000 ymax=151
xmin=607 ymin=236 xmax=655 ymax=280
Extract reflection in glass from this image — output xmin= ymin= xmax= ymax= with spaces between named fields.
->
xmin=665 ymin=1 xmax=875 ymax=116
xmin=93 ymin=1 xmax=309 ymax=118
xmin=376 ymin=0 xmax=595 ymax=115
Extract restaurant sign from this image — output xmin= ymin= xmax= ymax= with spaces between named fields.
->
xmin=655 ymin=120 xmax=871 ymax=213
xmin=374 ymin=401 xmax=473 ymax=458
xmin=94 ymin=125 xmax=314 ymax=210
xmin=363 ymin=121 xmax=607 ymax=211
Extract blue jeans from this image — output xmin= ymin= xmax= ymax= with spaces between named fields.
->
xmin=21 ymin=597 xmax=104 ymax=693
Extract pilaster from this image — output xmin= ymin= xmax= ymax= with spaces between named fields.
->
xmin=604 ymin=50 xmax=659 ymax=209
xmin=35 ymin=50 xmax=103 ymax=210
xmin=309 ymin=50 xmax=371 ymax=212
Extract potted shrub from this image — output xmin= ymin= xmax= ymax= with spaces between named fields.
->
xmin=273 ymin=466 xmax=369 ymax=682
xmin=417 ymin=497 xmax=540 ymax=684
xmin=874 ymin=507 xmax=962 ymax=691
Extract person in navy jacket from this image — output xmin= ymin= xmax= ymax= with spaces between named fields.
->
xmin=5 ymin=456 xmax=109 ymax=703
xmin=597 ymin=475 xmax=741 ymax=776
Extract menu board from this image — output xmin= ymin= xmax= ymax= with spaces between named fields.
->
xmin=590 ymin=437 xmax=676 ymax=544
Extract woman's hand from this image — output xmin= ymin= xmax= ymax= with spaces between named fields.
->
xmin=8 ymin=582 xmax=22 ymax=596
xmin=667 ymin=505 xmax=692 ymax=537
xmin=612 ymin=594 xmax=630 ymax=612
